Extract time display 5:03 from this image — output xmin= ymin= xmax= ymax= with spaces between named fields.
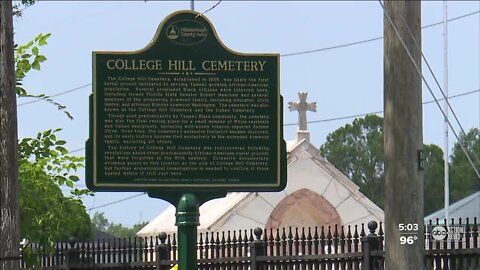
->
xmin=398 ymin=223 xmax=419 ymax=231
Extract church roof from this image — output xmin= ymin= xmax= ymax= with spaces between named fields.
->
xmin=137 ymin=92 xmax=383 ymax=237
xmin=137 ymin=137 xmax=384 ymax=237
xmin=138 ymin=192 xmax=253 ymax=236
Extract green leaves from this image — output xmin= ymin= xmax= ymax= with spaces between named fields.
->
xmin=21 ymin=129 xmax=93 ymax=197
xmin=449 ymin=128 xmax=480 ymax=203
xmin=319 ymin=114 xmax=457 ymax=213
xmin=35 ymin=32 xmax=51 ymax=46
xmin=320 ymin=116 xmax=479 ymax=214
xmin=14 ymin=28 xmax=85 ymax=267
xmin=320 ymin=114 xmax=385 ymax=208
xmin=19 ymin=128 xmax=92 ymax=195
xmin=15 ymin=33 xmax=49 ymax=81
xmin=15 ymin=34 xmax=74 ymax=120
xmin=423 ymin=144 xmax=445 ymax=215
xmin=92 ymin=212 xmax=149 ymax=238
xmin=32 ymin=46 xmax=39 ymax=56
xmin=19 ymin=129 xmax=93 ymax=267
xmin=12 ymin=0 xmax=37 ymax=17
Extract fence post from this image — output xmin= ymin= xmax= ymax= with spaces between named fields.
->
xmin=250 ymin=227 xmax=265 ymax=270
xmin=156 ymin=232 xmax=169 ymax=270
xmin=361 ymin=221 xmax=380 ymax=270
xmin=65 ymin=237 xmax=79 ymax=270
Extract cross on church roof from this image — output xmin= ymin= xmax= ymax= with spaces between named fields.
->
xmin=288 ymin=92 xmax=317 ymax=131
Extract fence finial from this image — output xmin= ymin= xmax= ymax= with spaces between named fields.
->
xmin=66 ymin=237 xmax=80 ymax=269
xmin=253 ymin=227 xmax=263 ymax=240
xmin=68 ymin=237 xmax=77 ymax=248
xmin=368 ymin=221 xmax=378 ymax=236
xmin=159 ymin=232 xmax=167 ymax=244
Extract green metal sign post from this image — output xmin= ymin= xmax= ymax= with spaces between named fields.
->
xmin=176 ymin=193 xmax=199 ymax=270
xmin=148 ymin=191 xmax=225 ymax=270
xmin=87 ymin=10 xmax=286 ymax=269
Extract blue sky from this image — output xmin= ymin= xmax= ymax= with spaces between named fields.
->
xmin=13 ymin=1 xmax=479 ymax=226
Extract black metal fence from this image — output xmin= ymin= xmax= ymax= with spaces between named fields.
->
xmin=17 ymin=218 xmax=480 ymax=270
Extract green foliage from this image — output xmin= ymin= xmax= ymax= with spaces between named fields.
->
xmin=92 ymin=212 xmax=148 ymax=239
xmin=319 ymin=114 xmax=385 ymax=208
xmin=15 ymin=33 xmax=49 ymax=95
xmin=19 ymin=128 xmax=92 ymax=198
xmin=13 ymin=0 xmax=36 ymax=17
xmin=19 ymin=129 xmax=93 ymax=266
xmin=423 ymin=144 xmax=445 ymax=215
xmin=92 ymin=212 xmax=110 ymax=232
xmin=15 ymin=33 xmax=50 ymax=84
xmin=15 ymin=33 xmax=74 ymax=119
xmin=449 ymin=128 xmax=480 ymax=203
xmin=14 ymin=33 xmax=90 ymax=267
xmin=319 ymin=114 xmax=447 ymax=213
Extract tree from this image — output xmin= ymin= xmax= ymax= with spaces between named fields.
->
xmin=12 ymin=0 xmax=36 ymax=17
xmin=92 ymin=212 xmax=110 ymax=233
xmin=1 ymin=2 xmax=20 ymax=270
xmin=423 ymin=144 xmax=445 ymax=215
xmin=15 ymin=33 xmax=73 ymax=119
xmin=14 ymin=32 xmax=92 ymax=267
xmin=1 ymin=2 xmax=91 ymax=267
xmin=319 ymin=114 xmax=445 ymax=213
xmin=319 ymin=115 xmax=385 ymax=208
xmin=92 ymin=212 xmax=148 ymax=238
xmin=449 ymin=128 xmax=480 ymax=203
xmin=19 ymin=129 xmax=92 ymax=245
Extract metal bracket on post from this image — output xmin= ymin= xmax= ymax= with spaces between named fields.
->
xmin=418 ymin=149 xmax=424 ymax=171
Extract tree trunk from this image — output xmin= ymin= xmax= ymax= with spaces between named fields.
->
xmin=384 ymin=1 xmax=425 ymax=269
xmin=0 ymin=1 xmax=20 ymax=270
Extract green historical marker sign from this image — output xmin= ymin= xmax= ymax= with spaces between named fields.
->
xmin=86 ymin=10 xmax=286 ymax=192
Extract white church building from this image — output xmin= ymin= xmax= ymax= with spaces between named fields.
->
xmin=137 ymin=93 xmax=384 ymax=237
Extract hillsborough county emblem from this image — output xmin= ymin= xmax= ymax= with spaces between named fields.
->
xmin=165 ymin=19 xmax=208 ymax=45
xmin=166 ymin=25 xmax=179 ymax=40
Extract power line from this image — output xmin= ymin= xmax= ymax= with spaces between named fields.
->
xmin=64 ymin=87 xmax=480 ymax=154
xmin=16 ymin=5 xmax=480 ymax=174
xmin=14 ymin=10 xmax=479 ymax=107
xmin=421 ymin=10 xmax=479 ymax=28
xmin=17 ymin=83 xmax=91 ymax=106
xmin=68 ymin=147 xmax=86 ymax=154
xmin=384 ymin=1 xmax=480 ymax=172
xmin=393 ymin=4 xmax=480 ymax=165
xmin=281 ymin=10 xmax=479 ymax=57
xmin=284 ymin=88 xmax=480 ymax=126
xmin=378 ymin=0 xmax=480 ymax=179
xmin=281 ymin=36 xmax=383 ymax=57
xmin=18 ymin=5 xmax=478 ymax=215
xmin=51 ymin=86 xmax=479 ymax=153
xmin=87 ymin=193 xmax=146 ymax=211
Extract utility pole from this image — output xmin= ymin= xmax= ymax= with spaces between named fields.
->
xmin=0 ymin=1 xmax=21 ymax=270
xmin=384 ymin=1 xmax=425 ymax=269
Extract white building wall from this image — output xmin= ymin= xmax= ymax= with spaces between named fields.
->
xmin=137 ymin=140 xmax=384 ymax=238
